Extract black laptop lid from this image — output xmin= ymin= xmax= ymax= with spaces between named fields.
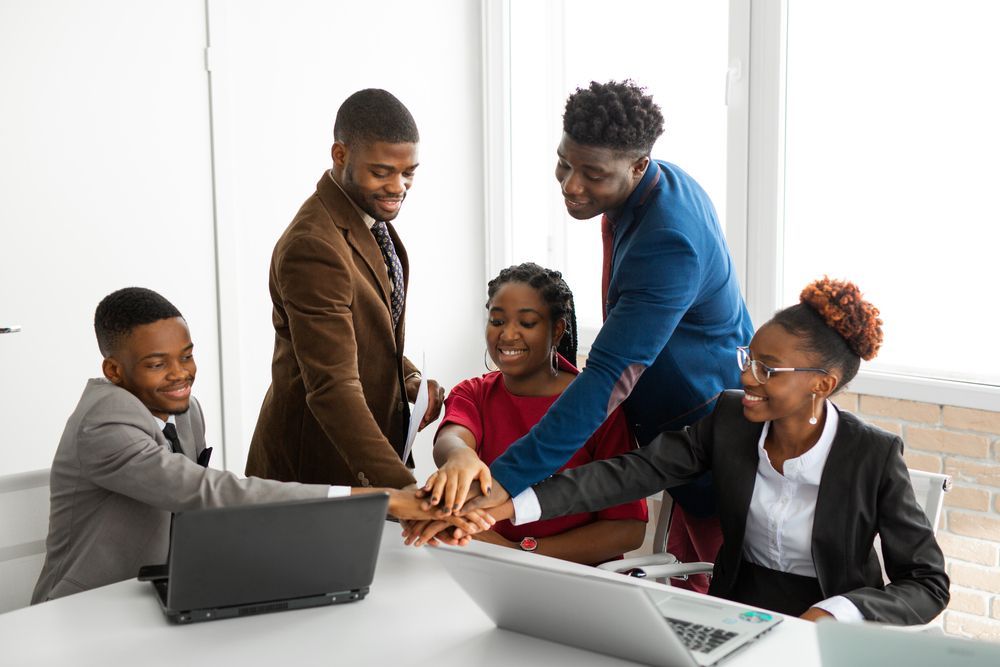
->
xmin=166 ymin=493 xmax=388 ymax=612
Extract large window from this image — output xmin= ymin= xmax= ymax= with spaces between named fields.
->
xmin=781 ymin=1 xmax=1000 ymax=390
xmin=504 ymin=0 xmax=730 ymax=341
xmin=489 ymin=0 xmax=999 ymax=408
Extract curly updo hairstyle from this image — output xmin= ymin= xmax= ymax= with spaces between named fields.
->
xmin=771 ymin=278 xmax=883 ymax=391
xmin=486 ymin=262 xmax=578 ymax=367
xmin=563 ymin=80 xmax=664 ymax=157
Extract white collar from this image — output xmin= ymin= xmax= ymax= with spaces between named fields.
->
xmin=328 ymin=170 xmax=376 ymax=229
xmin=756 ymin=399 xmax=839 ymax=485
xmin=152 ymin=414 xmax=177 ymax=431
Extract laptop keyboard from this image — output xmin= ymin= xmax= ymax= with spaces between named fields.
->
xmin=663 ymin=617 xmax=738 ymax=654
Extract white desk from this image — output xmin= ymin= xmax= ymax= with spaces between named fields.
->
xmin=0 ymin=522 xmax=821 ymax=666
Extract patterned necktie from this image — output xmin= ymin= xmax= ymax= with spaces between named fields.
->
xmin=162 ymin=423 xmax=183 ymax=454
xmin=601 ymin=214 xmax=614 ymax=321
xmin=371 ymin=221 xmax=405 ymax=327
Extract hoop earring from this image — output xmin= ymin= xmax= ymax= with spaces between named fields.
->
xmin=809 ymin=393 xmax=819 ymax=425
xmin=484 ymin=348 xmax=498 ymax=373
xmin=551 ymin=347 xmax=559 ymax=377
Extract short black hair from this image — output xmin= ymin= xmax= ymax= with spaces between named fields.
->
xmin=563 ymin=80 xmax=664 ymax=156
xmin=95 ymin=287 xmax=182 ymax=357
xmin=486 ymin=262 xmax=579 ymax=367
xmin=333 ymin=89 xmax=419 ymax=147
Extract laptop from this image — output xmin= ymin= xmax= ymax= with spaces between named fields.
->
xmin=818 ymin=620 xmax=1000 ymax=666
xmin=431 ymin=544 xmax=782 ymax=667
xmin=139 ymin=493 xmax=388 ymax=624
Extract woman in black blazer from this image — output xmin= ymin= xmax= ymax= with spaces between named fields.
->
xmin=479 ymin=278 xmax=949 ymax=624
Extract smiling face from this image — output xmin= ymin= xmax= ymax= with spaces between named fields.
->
xmin=333 ymin=140 xmax=418 ymax=222
xmin=102 ymin=317 xmax=196 ymax=421
xmin=554 ymin=134 xmax=648 ymax=220
xmin=740 ymin=322 xmax=838 ymax=424
xmin=486 ymin=282 xmax=566 ymax=385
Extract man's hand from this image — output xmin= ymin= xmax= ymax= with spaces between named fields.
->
xmin=388 ymin=486 xmax=494 ymax=535
xmin=457 ymin=480 xmax=511 ymax=514
xmin=400 ymin=515 xmax=495 ymax=547
xmin=405 ymin=376 xmax=446 ymax=431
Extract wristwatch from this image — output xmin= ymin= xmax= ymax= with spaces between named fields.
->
xmin=519 ymin=536 xmax=538 ymax=552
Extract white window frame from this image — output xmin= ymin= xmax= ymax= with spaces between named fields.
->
xmin=482 ymin=0 xmax=1000 ymax=411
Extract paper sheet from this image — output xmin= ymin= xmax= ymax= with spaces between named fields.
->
xmin=402 ymin=355 xmax=427 ymax=464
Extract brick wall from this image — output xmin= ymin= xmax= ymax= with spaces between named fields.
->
xmin=831 ymin=392 xmax=1000 ymax=639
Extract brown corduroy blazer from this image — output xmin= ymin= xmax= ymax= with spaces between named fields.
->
xmin=245 ymin=172 xmax=418 ymax=489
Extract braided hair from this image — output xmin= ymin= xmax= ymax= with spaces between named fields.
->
xmin=771 ymin=277 xmax=884 ymax=391
xmin=486 ymin=262 xmax=578 ymax=367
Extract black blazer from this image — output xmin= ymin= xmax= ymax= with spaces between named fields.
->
xmin=534 ymin=390 xmax=949 ymax=624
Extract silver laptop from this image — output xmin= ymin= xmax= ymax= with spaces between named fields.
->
xmin=818 ymin=620 xmax=1000 ymax=666
xmin=139 ymin=494 xmax=389 ymax=623
xmin=431 ymin=544 xmax=781 ymax=667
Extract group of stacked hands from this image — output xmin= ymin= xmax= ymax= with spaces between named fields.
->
xmin=30 ymin=82 xmax=949 ymax=628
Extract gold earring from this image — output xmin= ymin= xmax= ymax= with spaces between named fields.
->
xmin=809 ymin=393 xmax=819 ymax=425
xmin=484 ymin=348 xmax=498 ymax=372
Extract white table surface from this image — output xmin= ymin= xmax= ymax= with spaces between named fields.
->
xmin=0 ymin=522 xmax=821 ymax=666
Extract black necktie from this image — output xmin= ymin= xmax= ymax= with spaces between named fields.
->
xmin=162 ymin=423 xmax=183 ymax=455
xmin=371 ymin=221 xmax=405 ymax=327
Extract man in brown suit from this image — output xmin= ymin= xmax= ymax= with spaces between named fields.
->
xmin=246 ymin=89 xmax=444 ymax=489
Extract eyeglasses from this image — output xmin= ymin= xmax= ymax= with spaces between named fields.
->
xmin=736 ymin=346 xmax=830 ymax=384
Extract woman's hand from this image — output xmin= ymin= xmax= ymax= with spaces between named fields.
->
xmin=470 ymin=529 xmax=517 ymax=549
xmin=400 ymin=520 xmax=471 ymax=547
xmin=421 ymin=447 xmax=493 ymax=515
xmin=388 ymin=486 xmax=493 ymax=535
xmin=400 ymin=510 xmax=497 ymax=546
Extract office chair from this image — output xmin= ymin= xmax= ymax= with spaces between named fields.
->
xmin=0 ymin=468 xmax=50 ymax=613
xmin=597 ymin=490 xmax=714 ymax=583
xmin=599 ymin=469 xmax=952 ymax=587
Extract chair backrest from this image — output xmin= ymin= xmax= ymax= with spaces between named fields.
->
xmin=0 ymin=468 xmax=50 ymax=613
xmin=652 ymin=490 xmax=674 ymax=555
xmin=906 ymin=468 xmax=951 ymax=533
xmin=873 ymin=468 xmax=951 ymax=587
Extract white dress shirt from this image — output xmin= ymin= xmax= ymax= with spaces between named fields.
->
xmin=512 ymin=400 xmax=863 ymax=621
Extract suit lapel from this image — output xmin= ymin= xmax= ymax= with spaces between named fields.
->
xmin=727 ymin=421 xmax=763 ymax=556
xmin=315 ymin=173 xmax=394 ymax=312
xmin=174 ymin=415 xmax=198 ymax=461
xmin=811 ymin=405 xmax=857 ymax=595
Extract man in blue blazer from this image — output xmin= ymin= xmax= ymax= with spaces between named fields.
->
xmin=469 ymin=81 xmax=752 ymax=586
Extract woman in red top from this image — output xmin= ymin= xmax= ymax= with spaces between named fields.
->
xmin=423 ymin=263 xmax=647 ymax=564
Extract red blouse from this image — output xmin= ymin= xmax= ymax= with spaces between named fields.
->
xmin=438 ymin=357 xmax=647 ymax=549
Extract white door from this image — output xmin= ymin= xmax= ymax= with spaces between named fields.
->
xmin=0 ymin=0 xmax=223 ymax=475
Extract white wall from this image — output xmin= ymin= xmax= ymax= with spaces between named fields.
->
xmin=204 ymin=0 xmax=487 ymax=480
xmin=0 ymin=0 xmax=223 ymax=475
xmin=0 ymin=0 xmax=487 ymax=483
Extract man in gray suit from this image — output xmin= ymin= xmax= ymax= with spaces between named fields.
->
xmin=32 ymin=288 xmax=485 ymax=603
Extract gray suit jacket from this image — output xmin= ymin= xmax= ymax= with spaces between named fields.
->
xmin=32 ymin=379 xmax=329 ymax=603
xmin=533 ymin=390 xmax=949 ymax=625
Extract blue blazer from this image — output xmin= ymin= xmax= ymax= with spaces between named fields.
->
xmin=491 ymin=160 xmax=753 ymax=508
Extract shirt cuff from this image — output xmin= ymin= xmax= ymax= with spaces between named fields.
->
xmin=813 ymin=595 xmax=865 ymax=622
xmin=327 ymin=485 xmax=352 ymax=498
xmin=510 ymin=488 xmax=542 ymax=525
